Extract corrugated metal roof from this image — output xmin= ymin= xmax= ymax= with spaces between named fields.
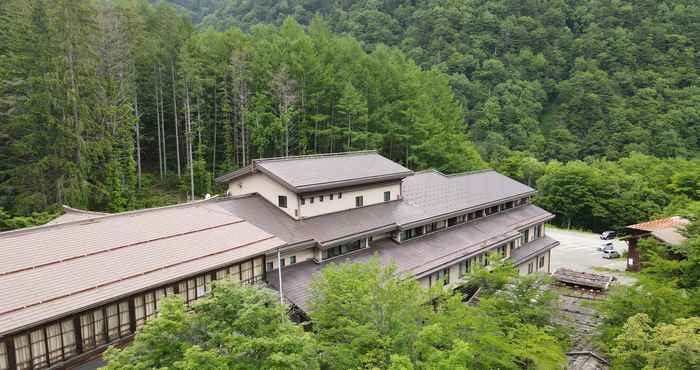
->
xmin=215 ymin=151 xmax=413 ymax=192
xmin=0 ymin=200 xmax=285 ymax=336
xmin=267 ymin=204 xmax=554 ymax=312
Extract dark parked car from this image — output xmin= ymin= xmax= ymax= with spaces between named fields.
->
xmin=600 ymin=230 xmax=617 ymax=240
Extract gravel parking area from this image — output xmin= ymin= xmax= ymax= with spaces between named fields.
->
xmin=547 ymin=226 xmax=636 ymax=285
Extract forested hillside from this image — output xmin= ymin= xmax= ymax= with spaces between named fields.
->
xmin=1 ymin=0 xmax=698 ymax=231
xmin=183 ymin=0 xmax=700 ymax=160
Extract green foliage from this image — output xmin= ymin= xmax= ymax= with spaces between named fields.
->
xmin=309 ymin=258 xmax=566 ymax=370
xmin=103 ymin=280 xmax=319 ymax=370
xmin=611 ymin=313 xmax=700 ymax=370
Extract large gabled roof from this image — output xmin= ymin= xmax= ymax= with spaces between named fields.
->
xmin=0 ymin=199 xmax=286 ymax=336
xmin=215 ymin=151 xmax=413 ymax=193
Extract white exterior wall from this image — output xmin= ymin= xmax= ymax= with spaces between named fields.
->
xmin=300 ymin=182 xmax=401 ymax=218
xmin=517 ymin=249 xmax=551 ymax=275
xmin=266 ymin=247 xmax=316 ymax=270
xmin=227 ymin=172 xmax=299 ymax=219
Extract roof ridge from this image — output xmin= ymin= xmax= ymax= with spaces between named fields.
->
xmin=62 ymin=205 xmax=109 ymax=216
xmin=0 ymin=196 xmax=219 ymax=238
xmin=412 ymin=168 xmax=495 ymax=178
xmin=253 ymin=150 xmax=378 ymax=163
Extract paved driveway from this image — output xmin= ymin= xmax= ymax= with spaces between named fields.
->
xmin=547 ymin=226 xmax=635 ymax=285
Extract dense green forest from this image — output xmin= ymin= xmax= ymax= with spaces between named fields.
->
xmin=1 ymin=0 xmax=699 ymax=231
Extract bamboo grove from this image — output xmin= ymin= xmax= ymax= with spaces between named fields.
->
xmin=0 ymin=0 xmax=484 ymax=218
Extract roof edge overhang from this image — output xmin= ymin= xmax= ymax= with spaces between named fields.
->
xmin=0 ymin=245 xmax=280 ymax=338
xmin=398 ymin=192 xmax=538 ymax=230
xmin=509 ymin=238 xmax=560 ymax=266
xmin=411 ymin=232 xmax=521 ymax=279
xmin=319 ymin=224 xmax=398 ymax=248
xmin=214 ymin=164 xmax=254 ymax=184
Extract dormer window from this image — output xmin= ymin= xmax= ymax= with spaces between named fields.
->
xmin=278 ymin=196 xmax=287 ymax=208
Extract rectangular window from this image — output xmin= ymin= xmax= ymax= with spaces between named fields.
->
xmin=330 ymin=194 xmax=334 ymax=200
xmin=107 ymin=303 xmax=120 ymax=340
xmin=241 ymin=261 xmax=253 ymax=282
xmin=196 ymin=276 xmax=206 ymax=298
xmin=61 ymin=320 xmax=77 ymax=357
xmin=528 ymin=262 xmax=534 ymax=274
xmin=475 ymin=209 xmax=484 ymax=219
xmin=80 ymin=309 xmax=106 ymax=351
xmin=266 ymin=261 xmax=274 ymax=271
xmin=30 ymin=329 xmax=47 ymax=369
xmin=281 ymin=258 xmax=286 ymax=267
xmin=384 ymin=191 xmax=391 ymax=202
xmin=319 ymin=195 xmax=324 ymax=202
xmin=229 ymin=264 xmax=241 ymax=283
xmin=278 ymin=195 xmax=287 ymax=208
xmin=301 ymin=198 xmax=305 ymax=205
xmin=523 ymin=229 xmax=530 ymax=244
xmin=0 ymin=341 xmax=8 ymax=370
xmin=187 ymin=279 xmax=196 ymax=304
xmin=253 ymin=257 xmax=264 ymax=278
xmin=539 ymin=255 xmax=545 ymax=269
xmin=145 ymin=292 xmax=156 ymax=320
xmin=310 ymin=196 xmax=314 ymax=204
xmin=289 ymin=255 xmax=296 ymax=264
xmin=338 ymin=192 xmax=342 ymax=199
xmin=14 ymin=334 xmax=30 ymax=370
xmin=355 ymin=196 xmax=363 ymax=207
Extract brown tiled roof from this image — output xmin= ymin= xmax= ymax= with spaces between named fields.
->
xmin=627 ymin=216 xmax=689 ymax=232
xmin=627 ymin=216 xmax=690 ymax=246
xmin=215 ymin=151 xmax=413 ymax=192
xmin=0 ymin=200 xmax=285 ymax=336
xmin=267 ymin=204 xmax=554 ymax=312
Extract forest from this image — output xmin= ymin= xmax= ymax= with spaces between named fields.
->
xmin=1 ymin=0 xmax=699 ymax=232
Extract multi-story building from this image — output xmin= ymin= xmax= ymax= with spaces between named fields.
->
xmin=0 ymin=151 xmax=558 ymax=370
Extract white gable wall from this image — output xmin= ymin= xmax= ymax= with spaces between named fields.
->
xmin=227 ymin=172 xmax=299 ymax=219
xmin=299 ymin=182 xmax=401 ymax=218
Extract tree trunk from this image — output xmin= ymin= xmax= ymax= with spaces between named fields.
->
xmin=185 ymin=82 xmax=195 ymax=200
xmin=171 ymin=62 xmax=181 ymax=177
xmin=155 ymin=66 xmax=163 ymax=180
xmin=158 ymin=64 xmax=167 ymax=175
xmin=212 ymin=81 xmax=218 ymax=180
xmin=134 ymin=94 xmax=142 ymax=190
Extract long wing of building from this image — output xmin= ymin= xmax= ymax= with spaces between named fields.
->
xmin=0 ymin=151 xmax=558 ymax=370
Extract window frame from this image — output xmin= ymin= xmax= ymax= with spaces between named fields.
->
xmin=278 ymin=195 xmax=287 ymax=208
xmin=355 ymin=195 xmax=364 ymax=207
xmin=384 ymin=191 xmax=391 ymax=202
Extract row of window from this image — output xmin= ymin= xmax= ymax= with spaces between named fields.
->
xmin=527 ymin=255 xmax=547 ymax=274
xmin=280 ymin=191 xmax=394 ymax=209
xmin=323 ymin=239 xmax=364 ymax=260
xmin=402 ymin=197 xmax=531 ymax=242
xmin=427 ymin=241 xmax=515 ymax=288
xmin=0 ymin=257 xmax=265 ymax=370
xmin=299 ymin=192 xmax=343 ymax=206
xmin=266 ymin=255 xmax=297 ymax=271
